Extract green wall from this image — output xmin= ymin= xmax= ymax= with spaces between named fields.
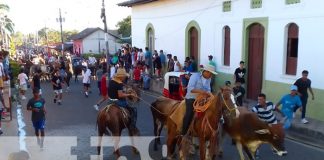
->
xmin=264 ymin=80 xmax=324 ymax=122
xmin=213 ymin=72 xmax=324 ymax=122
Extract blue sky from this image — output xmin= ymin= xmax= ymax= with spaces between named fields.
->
xmin=3 ymin=0 xmax=131 ymax=34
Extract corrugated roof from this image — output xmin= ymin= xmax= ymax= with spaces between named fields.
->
xmin=70 ymin=27 xmax=120 ymax=40
xmin=118 ymin=0 xmax=158 ymax=7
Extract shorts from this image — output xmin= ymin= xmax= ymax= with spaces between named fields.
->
xmin=20 ymin=84 xmax=27 ymax=91
xmin=54 ymin=89 xmax=63 ymax=94
xmin=83 ymin=83 xmax=90 ymax=88
xmin=32 ymin=119 xmax=46 ymax=130
xmin=0 ymin=78 xmax=3 ymax=88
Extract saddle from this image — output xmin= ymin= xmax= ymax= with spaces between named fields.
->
xmin=169 ymin=100 xmax=186 ymax=133
xmin=103 ymin=99 xmax=129 ymax=119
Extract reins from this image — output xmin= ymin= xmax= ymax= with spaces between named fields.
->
xmin=220 ymin=92 xmax=236 ymax=112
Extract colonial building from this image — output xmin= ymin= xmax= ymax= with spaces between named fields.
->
xmin=70 ymin=27 xmax=121 ymax=55
xmin=119 ymin=0 xmax=324 ymax=121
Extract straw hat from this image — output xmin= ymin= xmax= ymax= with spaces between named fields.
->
xmin=115 ymin=68 xmax=129 ymax=78
xmin=202 ymin=64 xmax=218 ymax=75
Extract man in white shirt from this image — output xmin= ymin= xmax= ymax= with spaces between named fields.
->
xmin=83 ymin=68 xmax=92 ymax=97
xmin=17 ymin=69 xmax=29 ymax=100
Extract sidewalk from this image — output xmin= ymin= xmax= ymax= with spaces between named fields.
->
xmin=1 ymin=80 xmax=18 ymax=136
xmin=149 ymin=78 xmax=324 ymax=149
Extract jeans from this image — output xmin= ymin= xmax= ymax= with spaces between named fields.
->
xmin=115 ymin=100 xmax=137 ymax=128
xmin=181 ymin=99 xmax=195 ymax=135
xmin=300 ymin=96 xmax=308 ymax=119
xmin=116 ymin=100 xmax=128 ymax=108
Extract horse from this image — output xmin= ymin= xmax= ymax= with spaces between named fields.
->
xmin=96 ymin=86 xmax=141 ymax=157
xmin=150 ymin=96 xmax=180 ymax=150
xmin=166 ymin=90 xmax=235 ymax=160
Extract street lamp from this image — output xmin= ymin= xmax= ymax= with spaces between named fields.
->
xmin=56 ymin=8 xmax=65 ymax=56
xmin=101 ymin=0 xmax=110 ymax=79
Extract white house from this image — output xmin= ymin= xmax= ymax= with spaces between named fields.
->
xmin=119 ymin=0 xmax=324 ymax=121
xmin=71 ymin=27 xmax=122 ymax=55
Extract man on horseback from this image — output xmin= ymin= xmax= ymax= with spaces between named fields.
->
xmin=181 ymin=64 xmax=217 ymax=136
xmin=108 ymin=68 xmax=139 ymax=133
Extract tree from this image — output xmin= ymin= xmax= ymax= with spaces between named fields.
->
xmin=116 ymin=15 xmax=131 ymax=37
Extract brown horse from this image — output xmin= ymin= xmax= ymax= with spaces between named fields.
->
xmin=150 ymin=96 xmax=180 ymax=150
xmin=166 ymin=90 xmax=235 ymax=160
xmin=96 ymin=86 xmax=140 ymax=157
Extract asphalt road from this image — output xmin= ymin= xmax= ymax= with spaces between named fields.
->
xmin=8 ymin=79 xmax=324 ymax=160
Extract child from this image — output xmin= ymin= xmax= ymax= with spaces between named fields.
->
xmin=51 ymin=69 xmax=64 ymax=105
xmin=27 ymin=88 xmax=46 ymax=148
xmin=142 ymin=64 xmax=151 ymax=90
xmin=133 ymin=62 xmax=142 ymax=85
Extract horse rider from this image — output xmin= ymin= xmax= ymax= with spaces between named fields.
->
xmin=108 ymin=68 xmax=139 ymax=133
xmin=181 ymin=64 xmax=217 ymax=136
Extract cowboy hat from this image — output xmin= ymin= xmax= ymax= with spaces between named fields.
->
xmin=115 ymin=68 xmax=129 ymax=78
xmin=202 ymin=64 xmax=218 ymax=75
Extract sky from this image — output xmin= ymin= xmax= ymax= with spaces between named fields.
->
xmin=3 ymin=0 xmax=131 ymax=34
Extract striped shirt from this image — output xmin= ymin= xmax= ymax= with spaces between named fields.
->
xmin=252 ymin=102 xmax=278 ymax=124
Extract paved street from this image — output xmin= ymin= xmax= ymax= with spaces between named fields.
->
xmin=4 ymin=79 xmax=324 ymax=160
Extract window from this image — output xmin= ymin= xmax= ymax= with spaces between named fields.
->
xmin=286 ymin=0 xmax=300 ymax=5
xmin=285 ymin=23 xmax=299 ymax=75
xmin=223 ymin=26 xmax=231 ymax=66
xmin=223 ymin=1 xmax=231 ymax=12
xmin=251 ymin=0 xmax=262 ymax=9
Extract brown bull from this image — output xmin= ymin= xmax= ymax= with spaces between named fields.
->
xmin=219 ymin=87 xmax=287 ymax=160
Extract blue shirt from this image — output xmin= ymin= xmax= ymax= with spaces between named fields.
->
xmin=160 ymin=53 xmax=166 ymax=63
xmin=280 ymin=94 xmax=302 ymax=118
xmin=185 ymin=73 xmax=211 ymax=99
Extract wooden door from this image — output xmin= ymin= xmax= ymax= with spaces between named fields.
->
xmin=189 ymin=27 xmax=198 ymax=69
xmin=247 ymin=23 xmax=265 ymax=100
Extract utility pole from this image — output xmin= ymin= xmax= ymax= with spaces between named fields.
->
xmin=101 ymin=0 xmax=110 ymax=78
xmin=57 ymin=8 xmax=65 ymax=56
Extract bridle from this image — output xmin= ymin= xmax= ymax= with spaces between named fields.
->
xmin=220 ymin=91 xmax=236 ymax=113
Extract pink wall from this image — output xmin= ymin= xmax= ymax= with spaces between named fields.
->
xmin=73 ymin=40 xmax=83 ymax=55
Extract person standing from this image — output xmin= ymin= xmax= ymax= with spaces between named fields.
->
xmin=153 ymin=52 xmax=162 ymax=79
xmin=137 ymin=48 xmax=145 ymax=64
xmin=51 ymin=69 xmax=64 ymax=105
xmin=275 ymin=85 xmax=302 ymax=129
xmin=190 ymin=56 xmax=197 ymax=72
xmin=93 ymin=72 xmax=108 ymax=111
xmin=181 ymin=64 xmax=217 ymax=135
xmin=96 ymin=65 xmax=104 ymax=95
xmin=167 ymin=54 xmax=174 ymax=72
xmin=208 ymin=55 xmax=216 ymax=92
xmin=144 ymin=47 xmax=152 ymax=69
xmin=294 ymin=70 xmax=315 ymax=124
xmin=234 ymin=61 xmax=246 ymax=88
xmin=17 ymin=69 xmax=28 ymax=100
xmin=173 ymin=56 xmax=181 ymax=72
xmin=208 ymin=55 xmax=216 ymax=68
xmin=159 ymin=50 xmax=166 ymax=76
xmin=27 ymin=88 xmax=46 ymax=148
xmin=83 ymin=67 xmax=92 ymax=97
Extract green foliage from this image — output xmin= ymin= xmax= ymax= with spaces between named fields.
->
xmin=37 ymin=28 xmax=78 ymax=45
xmin=10 ymin=60 xmax=20 ymax=81
xmin=9 ymin=41 xmax=16 ymax=57
xmin=12 ymin=32 xmax=24 ymax=47
xmin=116 ymin=15 xmax=131 ymax=37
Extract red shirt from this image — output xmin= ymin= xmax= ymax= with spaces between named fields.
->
xmin=100 ymin=76 xmax=107 ymax=96
xmin=133 ymin=67 xmax=141 ymax=81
